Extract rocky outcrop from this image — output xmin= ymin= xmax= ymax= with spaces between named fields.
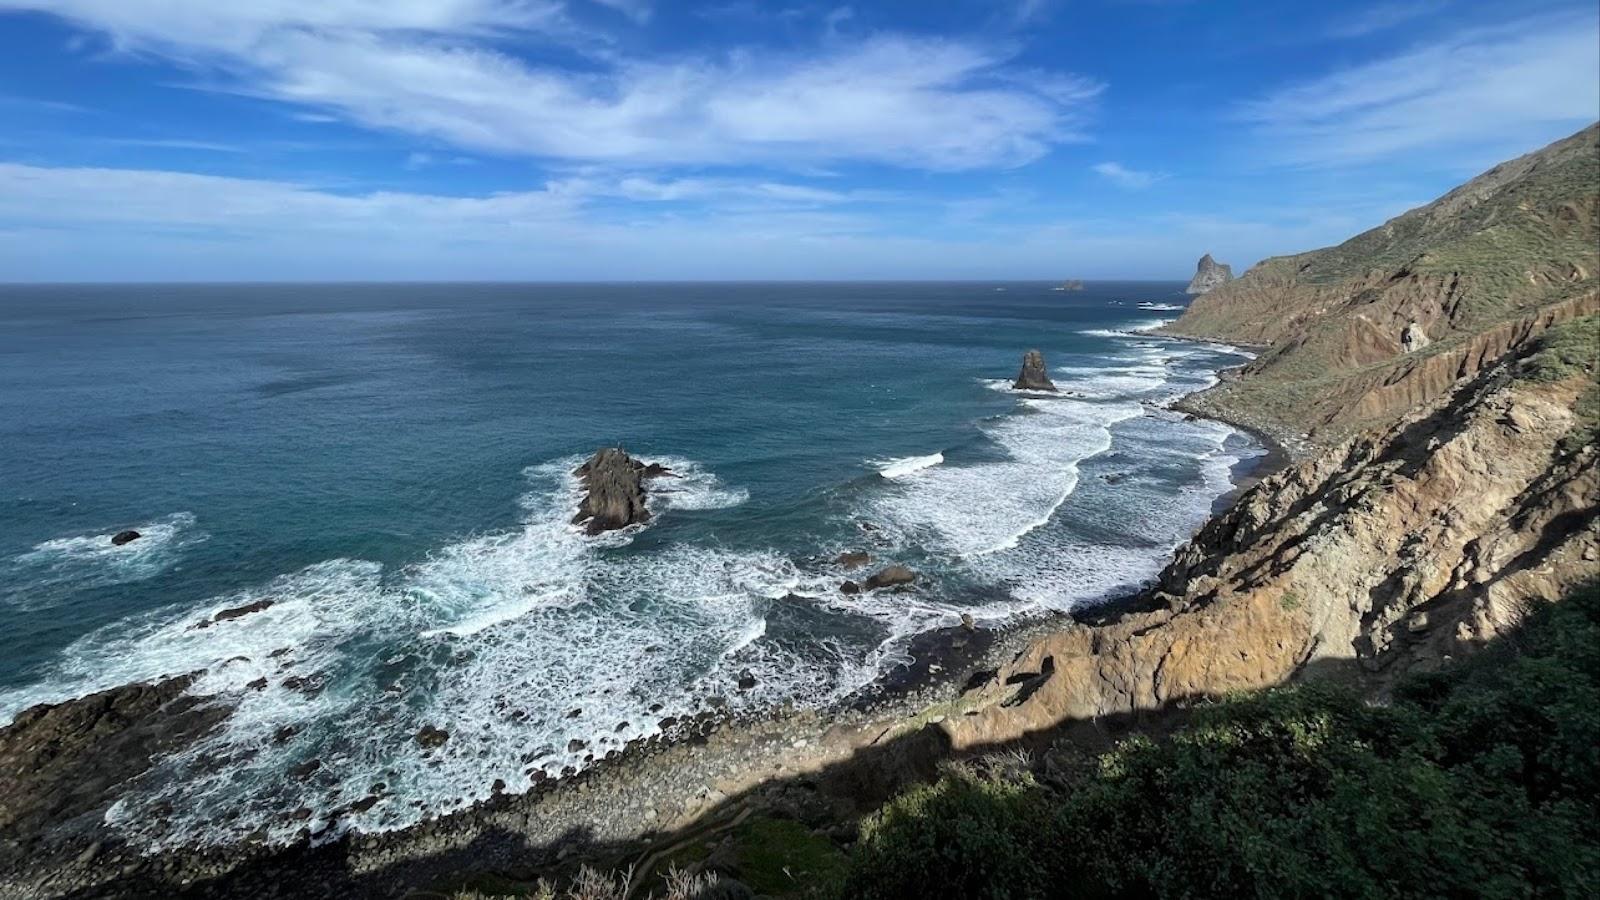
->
xmin=1184 ymin=254 xmax=1233 ymax=295
xmin=1401 ymin=321 xmax=1430 ymax=352
xmin=0 ymin=676 xmax=233 ymax=870
xmin=1162 ymin=124 xmax=1599 ymax=447
xmin=941 ymin=341 xmax=1599 ymax=751
xmin=864 ymin=565 xmax=917 ymax=591
xmin=572 ymin=448 xmax=668 ymax=535
xmin=110 ymin=530 xmax=140 ymax=546
xmin=1013 ymin=350 xmax=1057 ymax=392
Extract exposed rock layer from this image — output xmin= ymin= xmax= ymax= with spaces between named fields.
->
xmin=945 ymin=348 xmax=1598 ymax=751
xmin=1162 ymin=123 xmax=1600 ymax=446
xmin=1184 ymin=253 xmax=1233 ymax=294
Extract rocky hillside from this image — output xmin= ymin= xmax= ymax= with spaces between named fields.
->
xmin=944 ymin=313 xmax=1598 ymax=751
xmin=1184 ymin=253 xmax=1232 ymax=294
xmin=1164 ymin=123 xmax=1599 ymax=447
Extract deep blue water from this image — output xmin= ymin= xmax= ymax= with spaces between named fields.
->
xmin=0 ymin=281 xmax=1256 ymax=846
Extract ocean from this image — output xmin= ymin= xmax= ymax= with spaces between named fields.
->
xmin=0 ymin=281 xmax=1258 ymax=847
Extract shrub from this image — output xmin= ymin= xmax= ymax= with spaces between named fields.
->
xmin=841 ymin=582 xmax=1600 ymax=899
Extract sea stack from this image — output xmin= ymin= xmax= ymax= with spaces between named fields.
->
xmin=572 ymin=448 xmax=664 ymax=535
xmin=1185 ymin=253 xmax=1233 ymax=295
xmin=1013 ymin=349 xmax=1057 ymax=392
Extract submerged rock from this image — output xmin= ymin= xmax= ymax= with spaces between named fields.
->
xmin=864 ymin=565 xmax=917 ymax=591
xmin=1013 ymin=349 xmax=1057 ymax=392
xmin=415 ymin=725 xmax=450 ymax=749
xmin=110 ymin=530 xmax=141 ymax=546
xmin=836 ymin=551 xmax=871 ymax=570
xmin=572 ymin=447 xmax=653 ymax=535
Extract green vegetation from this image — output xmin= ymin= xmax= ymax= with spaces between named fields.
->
xmin=1518 ymin=315 xmax=1600 ymax=384
xmin=1279 ymin=590 xmax=1302 ymax=611
xmin=1516 ymin=314 xmax=1600 ymax=454
xmin=840 ymin=581 xmax=1600 ymax=899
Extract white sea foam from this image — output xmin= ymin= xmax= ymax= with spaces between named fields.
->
xmin=5 ymin=455 xmax=879 ymax=850
xmin=870 ymin=398 xmax=1143 ymax=558
xmin=959 ymin=412 xmax=1245 ymax=612
xmin=1078 ymin=317 xmax=1176 ymax=338
xmin=1137 ymin=302 xmax=1185 ymax=311
xmin=2 ymin=513 xmax=207 ymax=610
xmin=875 ymin=453 xmax=944 ymax=479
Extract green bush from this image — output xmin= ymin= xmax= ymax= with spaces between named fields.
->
xmin=842 ymin=582 xmax=1600 ymax=899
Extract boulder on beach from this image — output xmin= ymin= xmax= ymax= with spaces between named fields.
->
xmin=864 ymin=565 xmax=917 ymax=591
xmin=572 ymin=447 xmax=665 ymax=535
xmin=1013 ymin=350 xmax=1057 ymax=392
xmin=111 ymin=530 xmax=141 ymax=546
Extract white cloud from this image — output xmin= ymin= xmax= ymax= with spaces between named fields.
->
xmin=1323 ymin=1 xmax=1447 ymax=40
xmin=0 ymin=0 xmax=1100 ymax=170
xmin=1091 ymin=161 xmax=1163 ymax=188
xmin=1241 ymin=12 xmax=1600 ymax=166
xmin=0 ymin=160 xmax=1407 ymax=281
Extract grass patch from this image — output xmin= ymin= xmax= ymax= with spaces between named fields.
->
xmin=840 ymin=581 xmax=1600 ymax=899
xmin=1279 ymin=591 xmax=1302 ymax=611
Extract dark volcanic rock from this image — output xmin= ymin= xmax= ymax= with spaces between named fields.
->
xmin=836 ymin=551 xmax=871 ymax=570
xmin=110 ymin=530 xmax=141 ymax=546
xmin=572 ymin=447 xmax=653 ymax=535
xmin=1013 ymin=350 xmax=1057 ymax=392
xmin=0 ymin=675 xmax=232 ymax=868
xmin=863 ymin=565 xmax=917 ymax=591
xmin=415 ymin=725 xmax=450 ymax=749
xmin=193 ymin=598 xmax=277 ymax=629
xmin=840 ymin=580 xmax=861 ymax=595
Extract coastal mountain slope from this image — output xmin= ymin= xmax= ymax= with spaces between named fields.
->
xmin=1164 ymin=123 xmax=1599 ymax=447
xmin=945 ymin=317 xmax=1597 ymax=757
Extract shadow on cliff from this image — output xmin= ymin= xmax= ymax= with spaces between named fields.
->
xmin=62 ymin=641 xmax=1389 ymax=900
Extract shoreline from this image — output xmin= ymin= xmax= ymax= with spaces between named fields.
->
xmin=0 ymin=347 xmax=1283 ymax=899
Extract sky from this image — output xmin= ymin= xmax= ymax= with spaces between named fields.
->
xmin=0 ymin=0 xmax=1596 ymax=281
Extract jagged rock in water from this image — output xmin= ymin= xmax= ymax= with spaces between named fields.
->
xmin=1185 ymin=253 xmax=1234 ymax=295
xmin=110 ymin=530 xmax=140 ymax=546
xmin=1013 ymin=349 xmax=1057 ymax=392
xmin=1401 ymin=321 xmax=1431 ymax=353
xmin=864 ymin=565 xmax=917 ymax=591
xmin=572 ymin=447 xmax=662 ymax=535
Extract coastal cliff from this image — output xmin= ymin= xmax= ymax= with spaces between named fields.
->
xmin=1183 ymin=253 xmax=1232 ymax=294
xmin=946 ymin=321 xmax=1597 ymax=750
xmin=1163 ymin=123 xmax=1600 ymax=447
xmin=942 ymin=124 xmax=1600 ymax=746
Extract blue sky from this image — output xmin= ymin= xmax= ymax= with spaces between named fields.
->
xmin=0 ymin=0 xmax=1596 ymax=281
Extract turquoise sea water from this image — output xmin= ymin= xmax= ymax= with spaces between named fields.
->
xmin=0 ymin=281 xmax=1257 ymax=846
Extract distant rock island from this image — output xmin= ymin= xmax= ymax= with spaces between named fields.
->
xmin=1184 ymin=253 xmax=1233 ymax=294
xmin=1053 ymin=280 xmax=1084 ymax=291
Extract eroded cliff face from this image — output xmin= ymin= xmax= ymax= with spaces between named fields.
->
xmin=942 ymin=342 xmax=1599 ymax=751
xmin=1162 ymin=124 xmax=1600 ymax=447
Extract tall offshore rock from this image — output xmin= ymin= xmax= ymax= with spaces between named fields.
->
xmin=1013 ymin=349 xmax=1057 ymax=391
xmin=1185 ymin=253 xmax=1234 ymax=295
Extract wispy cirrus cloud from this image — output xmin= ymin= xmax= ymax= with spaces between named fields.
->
xmin=2 ymin=0 xmax=1101 ymax=171
xmin=1241 ymin=11 xmax=1599 ymax=167
xmin=1091 ymin=161 xmax=1164 ymax=188
xmin=1323 ymin=0 xmax=1448 ymax=39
